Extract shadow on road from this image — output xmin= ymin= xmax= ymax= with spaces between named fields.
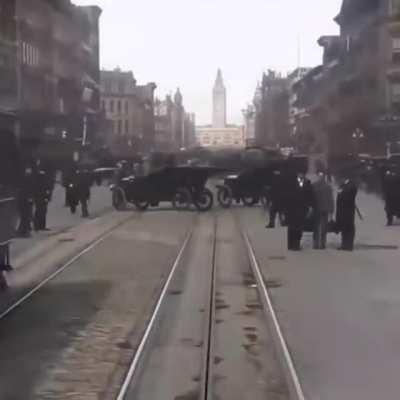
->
xmin=0 ymin=280 xmax=111 ymax=399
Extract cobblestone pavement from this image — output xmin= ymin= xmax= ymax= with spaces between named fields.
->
xmin=0 ymin=210 xmax=194 ymax=400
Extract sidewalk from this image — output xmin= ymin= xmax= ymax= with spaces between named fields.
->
xmin=11 ymin=184 xmax=112 ymax=260
xmin=240 ymin=191 xmax=400 ymax=400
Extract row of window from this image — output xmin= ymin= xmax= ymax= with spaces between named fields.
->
xmin=102 ymin=98 xmax=129 ymax=115
xmin=113 ymin=119 xmax=130 ymax=135
xmin=22 ymin=42 xmax=39 ymax=67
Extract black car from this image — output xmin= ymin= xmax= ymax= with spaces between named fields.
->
xmin=111 ymin=166 xmax=219 ymax=212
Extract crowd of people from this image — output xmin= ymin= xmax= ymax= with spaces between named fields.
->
xmin=265 ymin=168 xmax=359 ymax=252
xmin=16 ymin=159 xmax=94 ymax=238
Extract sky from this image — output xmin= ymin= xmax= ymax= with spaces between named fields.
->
xmin=76 ymin=0 xmax=342 ymax=125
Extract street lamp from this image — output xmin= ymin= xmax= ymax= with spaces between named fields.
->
xmin=352 ymin=128 xmax=364 ymax=156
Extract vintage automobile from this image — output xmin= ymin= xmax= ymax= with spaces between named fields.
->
xmin=216 ymin=156 xmax=309 ymax=208
xmin=216 ymin=167 xmax=272 ymax=208
xmin=111 ymin=166 xmax=219 ymax=212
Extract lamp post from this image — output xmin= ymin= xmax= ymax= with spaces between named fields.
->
xmin=352 ymin=128 xmax=364 ymax=156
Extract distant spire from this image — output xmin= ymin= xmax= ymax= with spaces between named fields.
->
xmin=174 ymin=87 xmax=183 ymax=106
xmin=214 ymin=69 xmax=224 ymax=89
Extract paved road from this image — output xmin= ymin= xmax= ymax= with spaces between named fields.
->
xmin=11 ymin=183 xmax=112 ymax=259
xmin=241 ymin=190 xmax=400 ymax=400
xmin=0 ymin=210 xmax=194 ymax=400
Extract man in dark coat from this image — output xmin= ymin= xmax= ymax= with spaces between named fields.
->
xmin=32 ymin=160 xmax=53 ymax=231
xmin=17 ymin=166 xmax=35 ymax=237
xmin=312 ymin=172 xmax=335 ymax=249
xmin=285 ymin=173 xmax=314 ymax=251
xmin=266 ymin=169 xmax=286 ymax=228
xmin=335 ymin=179 xmax=358 ymax=251
xmin=382 ymin=170 xmax=400 ymax=226
xmin=66 ymin=163 xmax=92 ymax=218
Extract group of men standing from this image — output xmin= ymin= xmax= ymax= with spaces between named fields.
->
xmin=16 ymin=160 xmax=54 ymax=237
xmin=16 ymin=159 xmax=93 ymax=238
xmin=266 ymin=168 xmax=358 ymax=252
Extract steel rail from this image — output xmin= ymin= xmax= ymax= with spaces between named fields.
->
xmin=241 ymin=227 xmax=306 ymax=400
xmin=0 ymin=217 xmax=133 ymax=321
xmin=116 ymin=227 xmax=194 ymax=400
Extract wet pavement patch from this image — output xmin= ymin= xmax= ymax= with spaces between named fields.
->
xmin=242 ymin=343 xmax=259 ymax=356
xmin=243 ymin=326 xmax=257 ymax=332
xmin=235 ymin=310 xmax=253 ymax=316
xmin=116 ymin=340 xmax=133 ymax=350
xmin=216 ymin=304 xmax=230 ymax=310
xmin=264 ymin=279 xmax=283 ymax=289
xmin=245 ymin=333 xmax=258 ymax=343
xmin=169 ymin=289 xmax=183 ymax=295
xmin=192 ymin=374 xmax=201 ymax=382
xmin=58 ymin=237 xmax=75 ymax=243
xmin=198 ymin=308 xmax=205 ymax=313
xmin=215 ymin=319 xmax=224 ymax=324
xmin=214 ymin=356 xmax=224 ymax=365
xmin=268 ymin=255 xmax=286 ymax=261
xmin=181 ymin=338 xmax=196 ymax=346
xmin=246 ymin=303 xmax=262 ymax=310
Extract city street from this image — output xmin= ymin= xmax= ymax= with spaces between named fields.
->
xmin=241 ymin=190 xmax=400 ymax=400
xmin=1 ymin=188 xmax=400 ymax=399
xmin=11 ymin=183 xmax=112 ymax=260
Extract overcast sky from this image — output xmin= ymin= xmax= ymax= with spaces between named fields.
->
xmin=76 ymin=0 xmax=342 ymax=124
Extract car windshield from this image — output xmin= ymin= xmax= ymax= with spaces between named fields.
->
xmin=2 ymin=1 xmax=400 ymax=399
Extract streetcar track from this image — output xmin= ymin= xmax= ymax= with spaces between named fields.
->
xmin=0 ymin=215 xmax=136 ymax=322
xmin=118 ymin=211 xmax=300 ymax=400
xmin=237 ymin=214 xmax=306 ymax=400
xmin=116 ymin=226 xmax=194 ymax=400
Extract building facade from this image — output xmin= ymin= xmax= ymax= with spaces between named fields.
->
xmin=293 ymin=0 xmax=400 ymax=159
xmin=100 ymin=68 xmax=156 ymax=155
xmin=154 ymin=89 xmax=196 ymax=152
xmin=254 ymin=70 xmax=290 ymax=148
xmin=196 ymin=70 xmax=245 ymax=148
xmin=0 ymin=0 xmax=102 ymax=159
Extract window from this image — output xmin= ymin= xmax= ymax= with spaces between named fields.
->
xmin=117 ymin=100 xmax=121 ymax=114
xmin=110 ymin=100 xmax=114 ymax=113
xmin=391 ymin=83 xmax=400 ymax=103
xmin=390 ymin=0 xmax=400 ymax=15
xmin=125 ymin=100 xmax=129 ymax=114
xmin=118 ymin=120 xmax=122 ymax=135
xmin=393 ymin=38 xmax=400 ymax=63
xmin=125 ymin=120 xmax=129 ymax=135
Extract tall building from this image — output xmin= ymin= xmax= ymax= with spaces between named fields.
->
xmin=154 ymin=89 xmax=196 ymax=152
xmin=197 ymin=70 xmax=245 ymax=148
xmin=0 ymin=0 xmax=102 ymax=159
xmin=212 ymin=69 xmax=227 ymax=128
xmin=254 ymin=70 xmax=290 ymax=148
xmin=100 ymin=68 xmax=156 ymax=155
xmin=293 ymin=0 xmax=400 ymax=159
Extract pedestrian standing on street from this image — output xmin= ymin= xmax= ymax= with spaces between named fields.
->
xmin=70 ymin=164 xmax=92 ymax=218
xmin=335 ymin=178 xmax=358 ymax=251
xmin=32 ymin=159 xmax=52 ymax=231
xmin=266 ymin=169 xmax=286 ymax=228
xmin=17 ymin=165 xmax=34 ymax=237
xmin=382 ymin=169 xmax=399 ymax=226
xmin=312 ymin=172 xmax=335 ymax=249
xmin=285 ymin=172 xmax=314 ymax=251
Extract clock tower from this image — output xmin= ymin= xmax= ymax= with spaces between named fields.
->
xmin=212 ymin=69 xmax=226 ymax=128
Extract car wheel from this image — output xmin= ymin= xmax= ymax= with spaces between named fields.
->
xmin=133 ymin=199 xmax=150 ymax=211
xmin=172 ymin=188 xmax=192 ymax=211
xmin=194 ymin=188 xmax=214 ymax=212
xmin=217 ymin=186 xmax=233 ymax=208
xmin=242 ymin=195 xmax=259 ymax=207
